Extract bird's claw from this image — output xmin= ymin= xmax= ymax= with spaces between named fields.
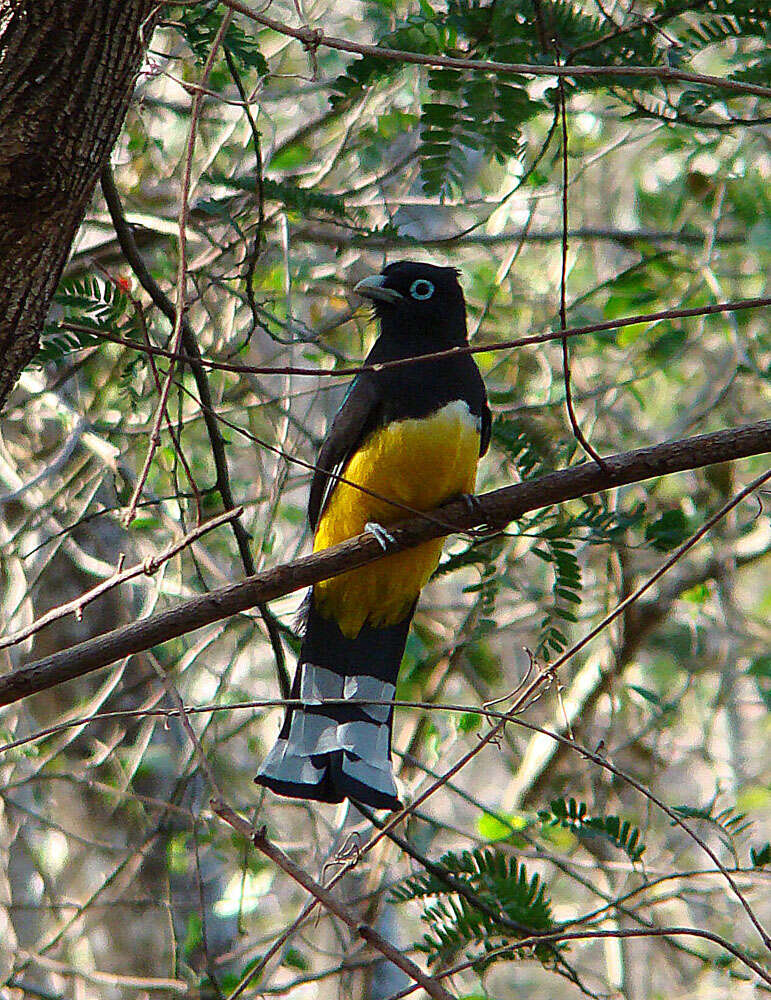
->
xmin=459 ymin=493 xmax=498 ymax=539
xmin=365 ymin=521 xmax=397 ymax=552
xmin=460 ymin=492 xmax=484 ymax=516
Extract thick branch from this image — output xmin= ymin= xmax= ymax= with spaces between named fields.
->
xmin=1 ymin=420 xmax=768 ymax=708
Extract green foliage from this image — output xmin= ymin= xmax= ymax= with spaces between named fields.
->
xmin=199 ymin=176 xmax=352 ymax=223
xmin=539 ymin=798 xmax=646 ymax=862
xmin=677 ymin=4 xmax=768 ymax=63
xmin=391 ymin=847 xmax=554 ymax=966
xmin=434 ymin=535 xmax=505 ymax=579
xmin=330 ymin=0 xmax=767 ymax=194
xmin=331 ymin=7 xmax=540 ymax=195
xmin=176 ymin=1 xmax=268 ymax=75
xmin=35 ymin=325 xmax=102 ymax=367
xmin=671 ymin=803 xmax=753 ymax=860
xmin=37 ymin=275 xmax=135 ymax=365
xmin=419 ymin=70 xmax=535 ymax=195
xmin=265 ymin=179 xmax=350 ymax=219
xmin=564 ymin=499 xmax=646 ymax=545
xmin=532 ymin=531 xmax=581 ymax=658
xmin=747 ymin=654 xmax=771 ymax=710
xmin=491 ymin=419 xmax=649 ymax=657
xmin=645 ymin=508 xmax=692 ymax=551
xmin=491 ymin=415 xmax=562 ymax=478
xmin=750 ymin=842 xmax=771 ymax=868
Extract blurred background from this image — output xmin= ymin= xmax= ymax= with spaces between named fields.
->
xmin=1 ymin=1 xmax=769 ymax=997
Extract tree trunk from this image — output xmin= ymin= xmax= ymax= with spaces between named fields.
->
xmin=0 ymin=0 xmax=159 ymax=410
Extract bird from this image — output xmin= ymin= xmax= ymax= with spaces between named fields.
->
xmin=255 ymin=261 xmax=490 ymax=810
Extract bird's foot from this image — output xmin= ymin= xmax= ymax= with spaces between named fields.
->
xmin=458 ymin=493 xmax=499 ymax=539
xmin=460 ymin=492 xmax=484 ymax=517
xmin=364 ymin=521 xmax=397 ymax=552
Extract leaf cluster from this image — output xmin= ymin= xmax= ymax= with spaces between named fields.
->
xmin=539 ymin=797 xmax=646 ymax=862
xmin=671 ymin=802 xmax=753 ymax=861
xmin=391 ymin=846 xmax=555 ymax=967
xmin=175 ymin=1 xmax=269 ymax=75
xmin=37 ymin=276 xmax=136 ymax=366
xmin=331 ymin=0 xmax=767 ymax=195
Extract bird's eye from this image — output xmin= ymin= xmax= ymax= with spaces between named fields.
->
xmin=410 ymin=279 xmax=434 ymax=300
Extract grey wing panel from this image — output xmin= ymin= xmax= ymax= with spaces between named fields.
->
xmin=308 ymin=375 xmax=382 ymax=530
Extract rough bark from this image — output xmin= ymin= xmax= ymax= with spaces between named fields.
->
xmin=0 ymin=0 xmax=159 ymax=409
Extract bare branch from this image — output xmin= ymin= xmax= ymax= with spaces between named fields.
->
xmin=0 ymin=508 xmax=243 ymax=650
xmin=79 ymin=294 xmax=771 ymax=379
xmin=123 ymin=8 xmax=233 ymax=526
xmin=212 ymin=799 xmax=455 ymax=1000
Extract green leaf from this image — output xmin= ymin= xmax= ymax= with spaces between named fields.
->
xmin=177 ymin=2 xmax=268 ymax=75
xmin=750 ymin=843 xmax=771 ymax=868
xmin=645 ymin=509 xmax=691 ymax=551
xmin=629 ymin=684 xmax=663 ymax=707
xmin=392 ymin=847 xmax=554 ymax=967
xmin=477 ymin=811 xmax=527 ymax=842
xmin=183 ymin=912 xmax=203 ymax=956
xmin=539 ymin=798 xmax=646 ymax=862
xmin=681 ymin=582 xmax=710 ymax=605
xmin=671 ymin=803 xmax=753 ymax=859
xmin=457 ymin=711 xmax=482 ymax=733
xmin=283 ymin=947 xmax=309 ymax=970
xmin=166 ymin=833 xmax=190 ymax=874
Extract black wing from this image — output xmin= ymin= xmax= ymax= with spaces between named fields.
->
xmin=480 ymin=400 xmax=491 ymax=458
xmin=308 ymin=375 xmax=382 ymax=531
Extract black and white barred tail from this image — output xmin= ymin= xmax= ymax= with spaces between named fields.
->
xmin=255 ymin=607 xmax=413 ymax=811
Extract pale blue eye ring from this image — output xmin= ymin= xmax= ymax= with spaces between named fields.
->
xmin=410 ymin=279 xmax=434 ymax=300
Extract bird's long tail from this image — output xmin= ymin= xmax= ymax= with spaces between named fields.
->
xmin=255 ymin=603 xmax=413 ymax=811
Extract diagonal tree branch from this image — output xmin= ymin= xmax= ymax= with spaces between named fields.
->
xmin=212 ymin=799 xmax=454 ymax=1000
xmin=1 ymin=419 xmax=768 ymax=708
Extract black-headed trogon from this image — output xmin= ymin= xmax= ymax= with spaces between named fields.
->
xmin=255 ymin=261 xmax=490 ymax=810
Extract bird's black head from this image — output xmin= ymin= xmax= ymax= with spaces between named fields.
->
xmin=354 ymin=260 xmax=468 ymax=345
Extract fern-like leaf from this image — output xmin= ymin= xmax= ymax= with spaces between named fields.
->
xmin=392 ymin=847 xmax=554 ymax=967
xmin=37 ymin=275 xmax=135 ymax=365
xmin=539 ymin=798 xmax=646 ymax=862
xmin=671 ymin=803 xmax=753 ymax=860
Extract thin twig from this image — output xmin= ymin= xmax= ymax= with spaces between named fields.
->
xmin=121 ymin=277 xmax=203 ymax=519
xmin=0 ymin=508 xmax=242 ymax=650
xmin=557 ymin=71 xmax=606 ymax=469
xmin=80 ymin=294 xmax=771 ymax=379
xmin=222 ymin=45 xmax=265 ymax=343
xmin=146 ymin=652 xmax=224 ymax=800
xmin=123 ymin=9 xmax=233 ymax=527
xmin=100 ymin=165 xmax=290 ymax=697
xmin=212 ymin=800 xmax=455 ymax=1000
xmin=389 ymin=926 xmax=771 ymax=999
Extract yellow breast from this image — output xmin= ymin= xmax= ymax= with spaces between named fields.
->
xmin=313 ymin=400 xmax=481 ymax=637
